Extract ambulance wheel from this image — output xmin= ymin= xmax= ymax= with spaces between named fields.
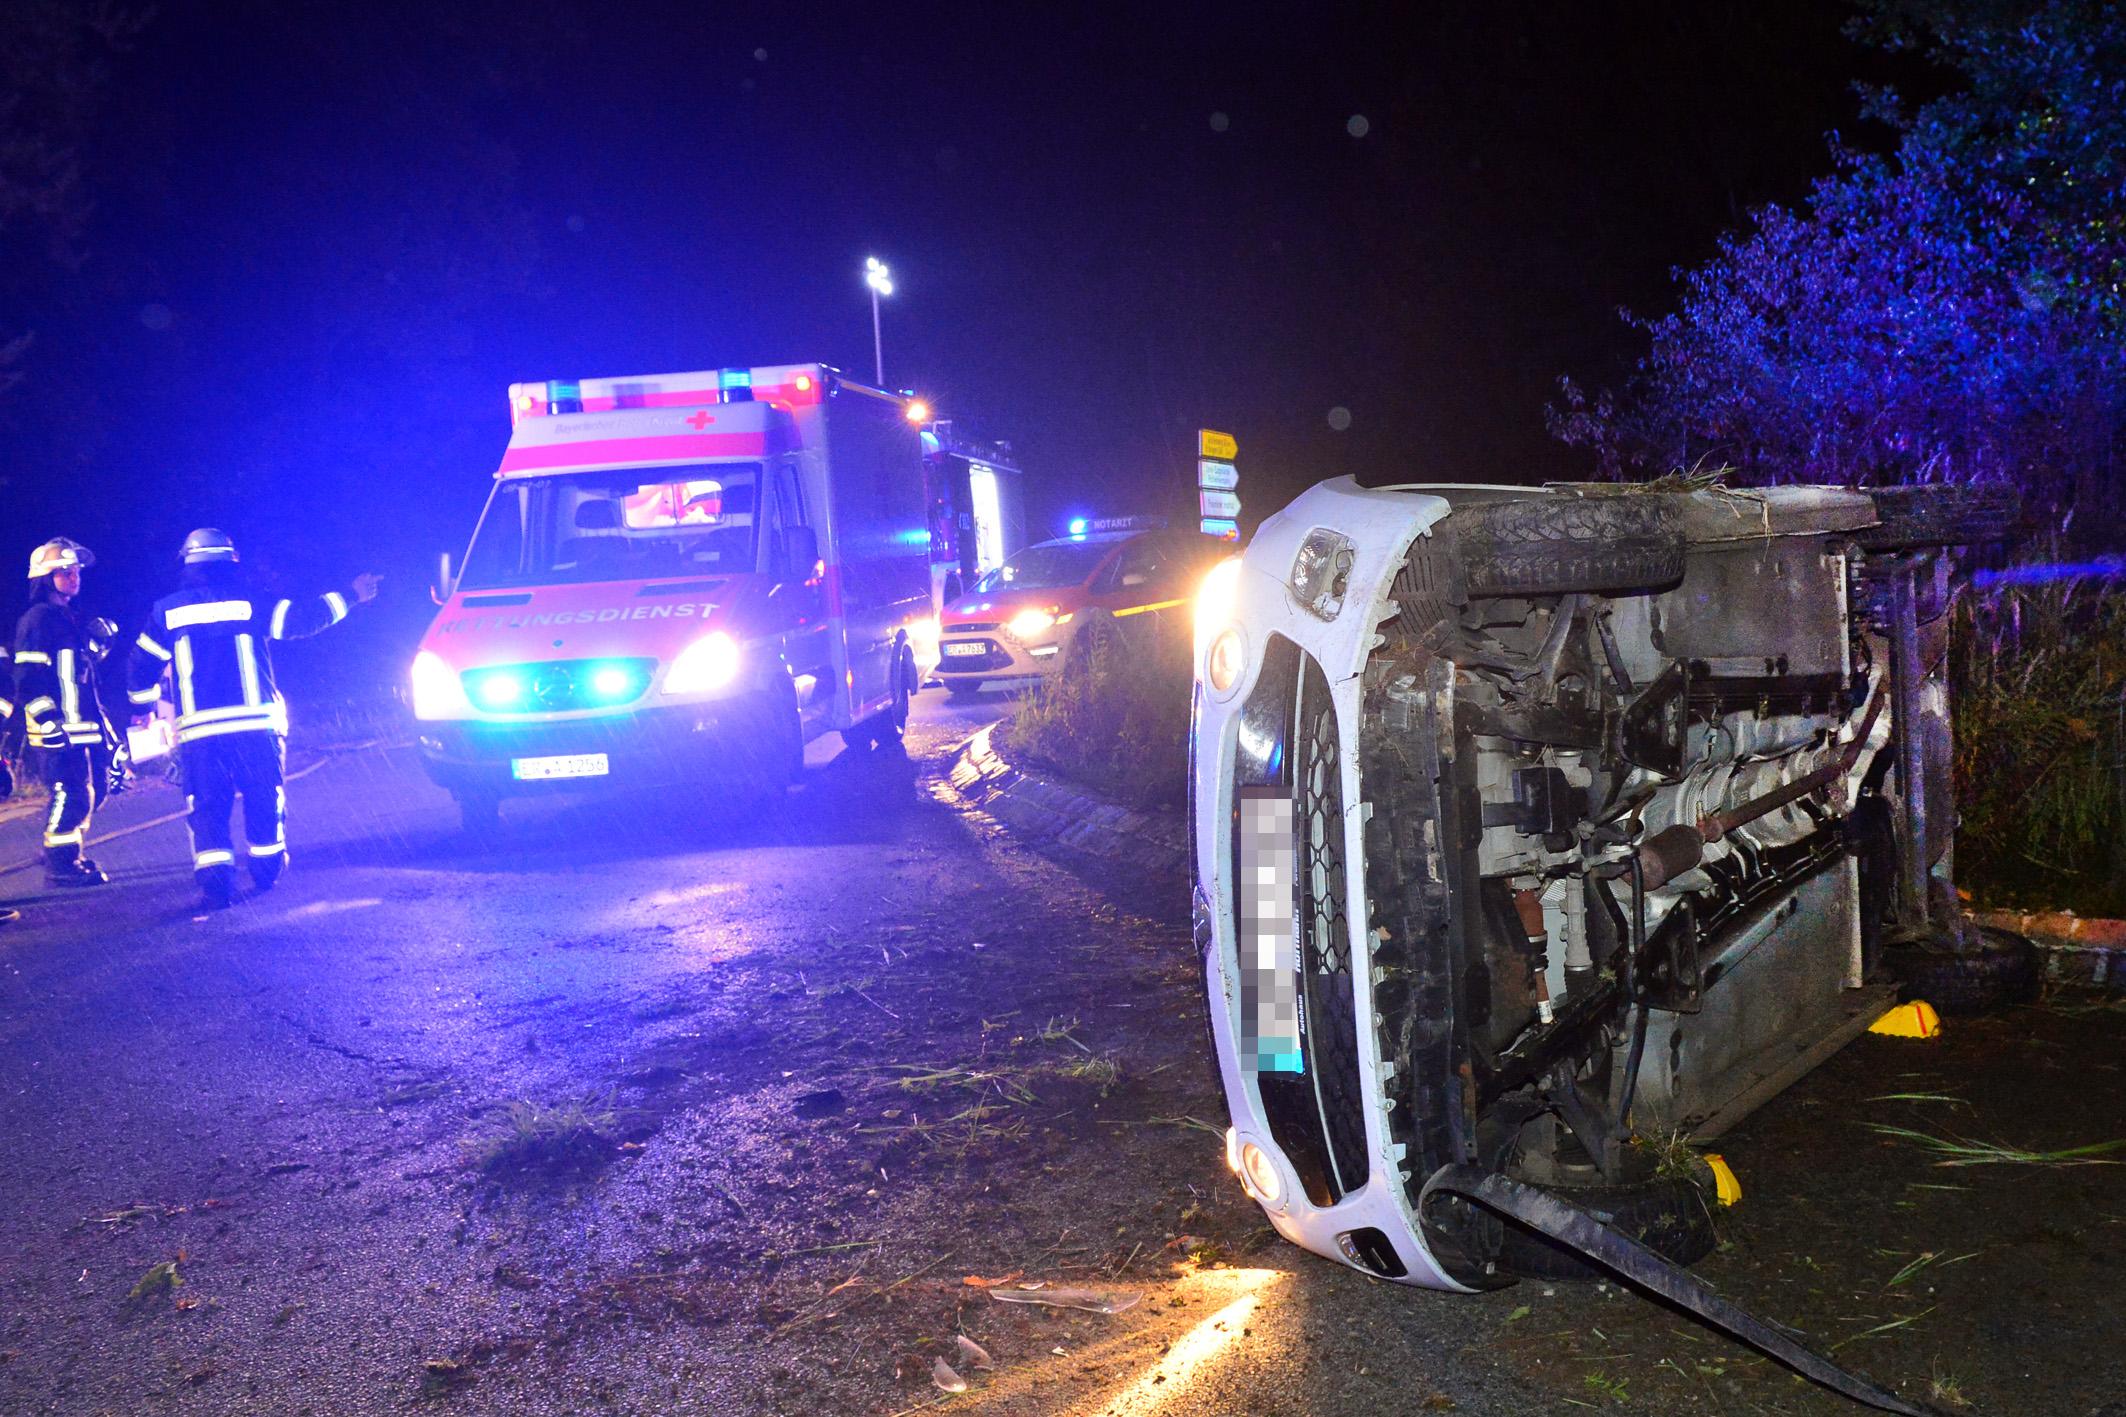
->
xmin=770 ymin=686 xmax=804 ymax=788
xmin=455 ymin=790 xmax=501 ymax=835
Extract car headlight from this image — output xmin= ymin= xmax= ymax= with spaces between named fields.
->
xmin=410 ymin=650 xmax=472 ymax=720
xmin=662 ymin=631 xmax=741 ymax=695
xmin=1289 ymin=527 xmax=1356 ymax=620
xmin=1206 ymin=627 xmax=1246 ymax=696
xmin=1007 ymin=608 xmax=1057 ymax=641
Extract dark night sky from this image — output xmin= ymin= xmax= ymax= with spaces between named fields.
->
xmin=4 ymin=0 xmax=1912 ymax=650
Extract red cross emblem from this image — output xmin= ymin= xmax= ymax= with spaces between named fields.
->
xmin=685 ymin=409 xmax=713 ymax=430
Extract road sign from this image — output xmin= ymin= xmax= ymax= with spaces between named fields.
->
xmin=1200 ymin=517 xmax=1239 ymax=541
xmin=1198 ymin=429 xmax=1237 ymax=461
xmin=1199 ymin=488 xmax=1241 ymax=519
xmin=1196 ymin=459 xmax=1238 ymax=491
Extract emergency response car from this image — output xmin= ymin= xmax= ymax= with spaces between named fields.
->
xmin=411 ymin=364 xmax=932 ymax=827
xmin=933 ymin=522 xmax=1228 ymax=697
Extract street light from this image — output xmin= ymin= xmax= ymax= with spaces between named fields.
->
xmin=864 ymin=256 xmax=893 ymax=386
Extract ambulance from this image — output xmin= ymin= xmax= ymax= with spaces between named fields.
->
xmin=410 ymin=363 xmax=932 ymax=827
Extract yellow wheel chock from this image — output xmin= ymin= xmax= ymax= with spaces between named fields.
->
xmin=1701 ymin=1153 xmax=1743 ymax=1206
xmin=1868 ymin=1000 xmax=1943 ymax=1039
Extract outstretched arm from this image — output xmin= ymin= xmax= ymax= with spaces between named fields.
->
xmin=269 ymin=573 xmax=382 ymax=640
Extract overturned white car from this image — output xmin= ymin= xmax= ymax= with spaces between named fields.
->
xmin=1191 ymin=478 xmax=2024 ymax=1293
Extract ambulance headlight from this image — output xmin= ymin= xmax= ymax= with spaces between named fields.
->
xmin=410 ymin=651 xmax=473 ymax=720
xmin=1007 ymin=608 xmax=1057 ymax=641
xmin=662 ymin=632 xmax=741 ymax=695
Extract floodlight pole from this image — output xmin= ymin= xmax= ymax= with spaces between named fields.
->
xmin=871 ymin=286 xmax=884 ymax=386
xmin=863 ymin=256 xmax=893 ymax=387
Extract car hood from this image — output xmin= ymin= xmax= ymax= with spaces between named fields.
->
xmin=419 ymin=578 xmax=745 ymax=667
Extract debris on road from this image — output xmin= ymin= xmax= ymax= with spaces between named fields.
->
xmin=123 ymin=1258 xmax=183 ymax=1307
xmin=929 ymin=1356 xmax=968 ymax=1393
xmin=986 ymin=1281 xmax=1142 ymax=1314
xmin=954 ymin=1333 xmax=994 ymax=1371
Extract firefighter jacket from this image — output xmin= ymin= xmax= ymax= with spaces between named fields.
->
xmin=9 ymin=601 xmax=115 ymax=751
xmin=127 ymin=583 xmax=355 ymax=743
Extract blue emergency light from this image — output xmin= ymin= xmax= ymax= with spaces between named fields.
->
xmin=1068 ymin=518 xmax=1089 ymax=536
xmin=718 ymin=368 xmax=754 ymax=403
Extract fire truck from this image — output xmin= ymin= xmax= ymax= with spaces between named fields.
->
xmin=410 ymin=363 xmax=932 ymax=828
xmin=919 ymin=421 xmax=1026 ymax=612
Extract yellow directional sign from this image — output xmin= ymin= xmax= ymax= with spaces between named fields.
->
xmin=1198 ymin=429 xmax=1237 ymax=461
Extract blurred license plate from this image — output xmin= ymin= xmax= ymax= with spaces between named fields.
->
xmin=1238 ymin=788 xmax=1303 ymax=1074
xmin=942 ymin=641 xmax=986 ymax=658
xmin=511 ymin=753 xmax=609 ymax=781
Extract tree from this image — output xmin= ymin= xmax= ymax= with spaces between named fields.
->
xmin=1551 ymin=0 xmax=2126 ymax=535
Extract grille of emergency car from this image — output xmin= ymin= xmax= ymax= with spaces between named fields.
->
xmin=460 ymin=658 xmax=657 ymax=714
xmin=1228 ymin=638 xmax=1370 ymax=1207
xmin=949 ymin=621 xmax=1002 ymax=633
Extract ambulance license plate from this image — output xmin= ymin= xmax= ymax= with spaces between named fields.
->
xmin=942 ymin=641 xmax=987 ymax=658
xmin=511 ymin=753 xmax=609 ymax=781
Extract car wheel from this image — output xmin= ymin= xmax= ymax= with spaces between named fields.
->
xmin=1494 ymin=1165 xmax=1720 ymax=1282
xmin=1882 ymin=925 xmax=2038 ymax=1016
xmin=1449 ymin=493 xmax=1687 ymax=600
xmin=849 ymin=644 xmax=915 ymax=753
xmin=1854 ymin=485 xmax=2021 ymax=552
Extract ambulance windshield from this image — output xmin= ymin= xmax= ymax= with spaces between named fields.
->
xmin=460 ymin=465 xmax=762 ymax=589
xmin=971 ymin=538 xmax=1114 ymax=594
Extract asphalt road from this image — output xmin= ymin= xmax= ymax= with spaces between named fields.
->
xmin=1 ymin=691 xmax=2120 ymax=1417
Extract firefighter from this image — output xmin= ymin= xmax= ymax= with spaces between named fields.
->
xmin=8 ymin=538 xmax=120 ymax=887
xmin=127 ymin=529 xmax=379 ymax=909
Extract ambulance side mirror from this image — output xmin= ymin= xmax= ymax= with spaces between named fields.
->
xmin=431 ymin=551 xmax=458 ymax=606
xmin=780 ymin=526 xmax=820 ymax=583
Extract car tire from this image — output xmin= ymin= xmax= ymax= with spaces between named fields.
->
xmin=1494 ymin=1167 xmax=1720 ymax=1282
xmin=1450 ymin=493 xmax=1687 ymax=600
xmin=1881 ymin=925 xmax=2038 ymax=1016
xmin=850 ymin=643 xmax=915 ymax=753
xmin=1854 ymin=485 xmax=2021 ymax=552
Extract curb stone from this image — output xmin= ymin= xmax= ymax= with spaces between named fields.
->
xmin=945 ymin=724 xmax=1187 ymax=882
xmin=1975 ymin=908 xmax=2126 ymax=996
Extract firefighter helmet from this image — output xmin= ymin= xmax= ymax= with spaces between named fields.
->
xmin=180 ymin=527 xmax=240 ymax=564
xmin=27 ymin=537 xmax=94 ymax=579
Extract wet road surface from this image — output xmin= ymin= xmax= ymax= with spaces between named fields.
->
xmin=0 ymin=690 xmax=2120 ymax=1416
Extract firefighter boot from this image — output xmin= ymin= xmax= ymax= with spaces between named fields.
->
xmin=248 ymin=849 xmax=286 ymax=893
xmin=196 ymin=863 xmax=238 ymax=910
xmin=44 ymin=844 xmax=108 ymax=888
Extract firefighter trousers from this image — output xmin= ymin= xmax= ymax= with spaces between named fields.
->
xmin=182 ymin=731 xmax=287 ymax=897
xmin=37 ymin=744 xmax=107 ymax=868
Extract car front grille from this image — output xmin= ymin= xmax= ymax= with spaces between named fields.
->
xmin=1228 ymin=638 xmax=1371 ymax=1207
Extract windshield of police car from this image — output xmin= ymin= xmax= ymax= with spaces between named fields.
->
xmin=458 ymin=465 xmax=762 ymax=588
xmin=971 ymin=538 xmax=1116 ymax=594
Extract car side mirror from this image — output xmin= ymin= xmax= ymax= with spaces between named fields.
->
xmin=431 ymin=551 xmax=457 ymax=606
xmin=780 ymin=526 xmax=820 ymax=582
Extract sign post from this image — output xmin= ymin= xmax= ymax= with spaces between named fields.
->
xmin=1197 ymin=429 xmax=1240 ymax=541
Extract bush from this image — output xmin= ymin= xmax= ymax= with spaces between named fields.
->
xmin=1002 ymin=615 xmax=1192 ymax=810
xmin=1952 ymin=578 xmax=2126 ymax=917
